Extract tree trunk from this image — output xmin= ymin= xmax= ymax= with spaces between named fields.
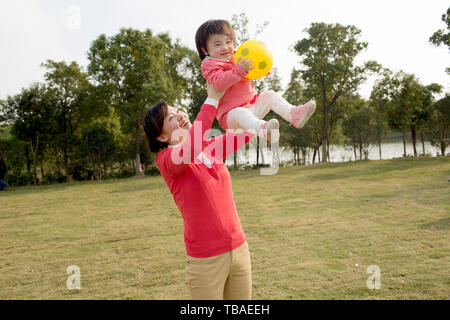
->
xmin=25 ymin=145 xmax=31 ymax=177
xmin=40 ymin=149 xmax=44 ymax=180
xmin=411 ymin=125 xmax=417 ymax=157
xmin=63 ymin=147 xmax=73 ymax=184
xmin=29 ymin=135 xmax=39 ymax=186
xmin=321 ymin=104 xmax=329 ymax=163
xmin=353 ymin=143 xmax=357 ymax=161
xmin=292 ymin=147 xmax=295 ymax=165
xmin=402 ymin=127 xmax=407 ymax=157
xmin=359 ymin=142 xmax=362 ymax=161
xmin=420 ymin=133 xmax=425 ymax=156
xmin=256 ymin=137 xmax=260 ymax=165
xmin=135 ymin=121 xmax=142 ymax=176
xmin=312 ymin=148 xmax=317 ymax=164
xmin=327 ymin=139 xmax=330 ymax=162
xmin=378 ymin=134 xmax=382 ymax=160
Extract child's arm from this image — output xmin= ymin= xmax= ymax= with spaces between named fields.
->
xmin=202 ymin=59 xmax=249 ymax=91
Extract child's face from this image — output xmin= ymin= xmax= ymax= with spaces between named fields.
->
xmin=203 ymin=33 xmax=234 ymax=60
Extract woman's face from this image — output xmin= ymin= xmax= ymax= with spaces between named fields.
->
xmin=157 ymin=106 xmax=191 ymax=145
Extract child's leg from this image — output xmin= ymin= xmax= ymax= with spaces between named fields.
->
xmin=251 ymin=90 xmax=316 ymax=129
xmin=226 ymin=107 xmax=266 ymax=131
xmin=226 ymin=107 xmax=279 ymax=142
xmin=250 ymin=90 xmax=293 ymax=121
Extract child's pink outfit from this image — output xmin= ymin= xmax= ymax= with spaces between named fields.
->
xmin=201 ymin=56 xmax=259 ymax=130
xmin=201 ymin=56 xmax=315 ymax=132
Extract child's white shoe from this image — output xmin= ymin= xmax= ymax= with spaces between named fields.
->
xmin=290 ymin=99 xmax=316 ymax=129
xmin=259 ymin=118 xmax=279 ymax=142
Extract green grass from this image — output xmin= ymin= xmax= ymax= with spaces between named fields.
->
xmin=1 ymin=157 xmax=449 ymax=299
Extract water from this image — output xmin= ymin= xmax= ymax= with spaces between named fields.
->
xmin=225 ymin=140 xmax=441 ymax=166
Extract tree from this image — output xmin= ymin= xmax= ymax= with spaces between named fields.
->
xmin=231 ymin=11 xmax=269 ymax=44
xmin=430 ymin=6 xmax=450 ymax=74
xmin=0 ymin=127 xmax=29 ymax=177
xmin=368 ymin=93 xmax=390 ymax=160
xmin=281 ymin=69 xmax=317 ymax=164
xmin=87 ymin=28 xmax=188 ymax=176
xmin=342 ymin=98 xmax=379 ymax=160
xmin=0 ymin=83 xmax=52 ymax=185
xmin=396 ymin=74 xmax=428 ymax=157
xmin=293 ymin=22 xmax=380 ymax=162
xmin=41 ymin=60 xmax=97 ymax=182
xmin=423 ymin=95 xmax=450 ymax=156
xmin=371 ymin=70 xmax=433 ymax=157
xmin=81 ymin=125 xmax=116 ymax=180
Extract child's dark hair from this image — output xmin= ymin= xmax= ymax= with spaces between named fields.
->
xmin=142 ymin=100 xmax=169 ymax=153
xmin=195 ymin=19 xmax=236 ymax=60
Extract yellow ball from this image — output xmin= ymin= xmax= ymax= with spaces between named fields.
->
xmin=234 ymin=40 xmax=273 ymax=80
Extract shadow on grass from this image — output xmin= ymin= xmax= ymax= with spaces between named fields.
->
xmin=420 ymin=217 xmax=450 ymax=230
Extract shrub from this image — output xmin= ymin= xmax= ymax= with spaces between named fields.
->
xmin=42 ymin=173 xmax=57 ymax=185
xmin=145 ymin=166 xmax=160 ymax=176
xmin=5 ymin=172 xmax=33 ymax=186
xmin=114 ymin=167 xmax=135 ymax=179
xmin=41 ymin=171 xmax=67 ymax=185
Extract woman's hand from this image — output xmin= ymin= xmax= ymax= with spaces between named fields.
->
xmin=206 ymin=82 xmax=226 ymax=101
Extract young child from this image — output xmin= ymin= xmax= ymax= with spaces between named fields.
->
xmin=195 ymin=19 xmax=316 ymax=141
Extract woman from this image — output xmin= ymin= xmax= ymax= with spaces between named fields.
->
xmin=142 ymin=83 xmax=255 ymax=300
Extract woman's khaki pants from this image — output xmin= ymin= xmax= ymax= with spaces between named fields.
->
xmin=185 ymin=241 xmax=252 ymax=300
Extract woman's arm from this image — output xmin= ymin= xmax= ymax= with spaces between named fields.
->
xmin=156 ymin=84 xmax=225 ymax=177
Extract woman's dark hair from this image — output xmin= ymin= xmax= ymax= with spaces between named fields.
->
xmin=142 ymin=100 xmax=169 ymax=153
xmin=195 ymin=19 xmax=236 ymax=60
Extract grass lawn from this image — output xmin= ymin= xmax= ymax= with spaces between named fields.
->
xmin=1 ymin=157 xmax=449 ymax=299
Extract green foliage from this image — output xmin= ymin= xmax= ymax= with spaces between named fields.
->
xmin=371 ymin=69 xmax=446 ymax=157
xmin=145 ymin=166 xmax=160 ymax=176
xmin=1 ymin=16 xmax=448 ymax=185
xmin=429 ymin=6 xmax=450 ymax=48
xmin=0 ymin=83 xmax=55 ymax=184
xmin=253 ymin=67 xmax=283 ymax=93
xmin=342 ymin=99 xmax=379 ymax=160
xmin=281 ymin=69 xmax=317 ymax=164
xmin=429 ymin=6 xmax=450 ymax=74
xmin=87 ymin=28 xmax=191 ymax=175
xmin=41 ymin=171 xmax=67 ymax=185
xmin=41 ymin=60 xmax=96 ymax=179
xmin=293 ymin=22 xmax=381 ymax=162
xmin=0 ymin=134 xmax=28 ymax=175
xmin=5 ymin=172 xmax=34 ymax=186
xmin=80 ymin=125 xmax=116 ymax=180
xmin=423 ymin=95 xmax=450 ymax=155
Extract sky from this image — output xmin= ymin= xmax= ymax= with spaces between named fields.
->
xmin=0 ymin=0 xmax=449 ymax=101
